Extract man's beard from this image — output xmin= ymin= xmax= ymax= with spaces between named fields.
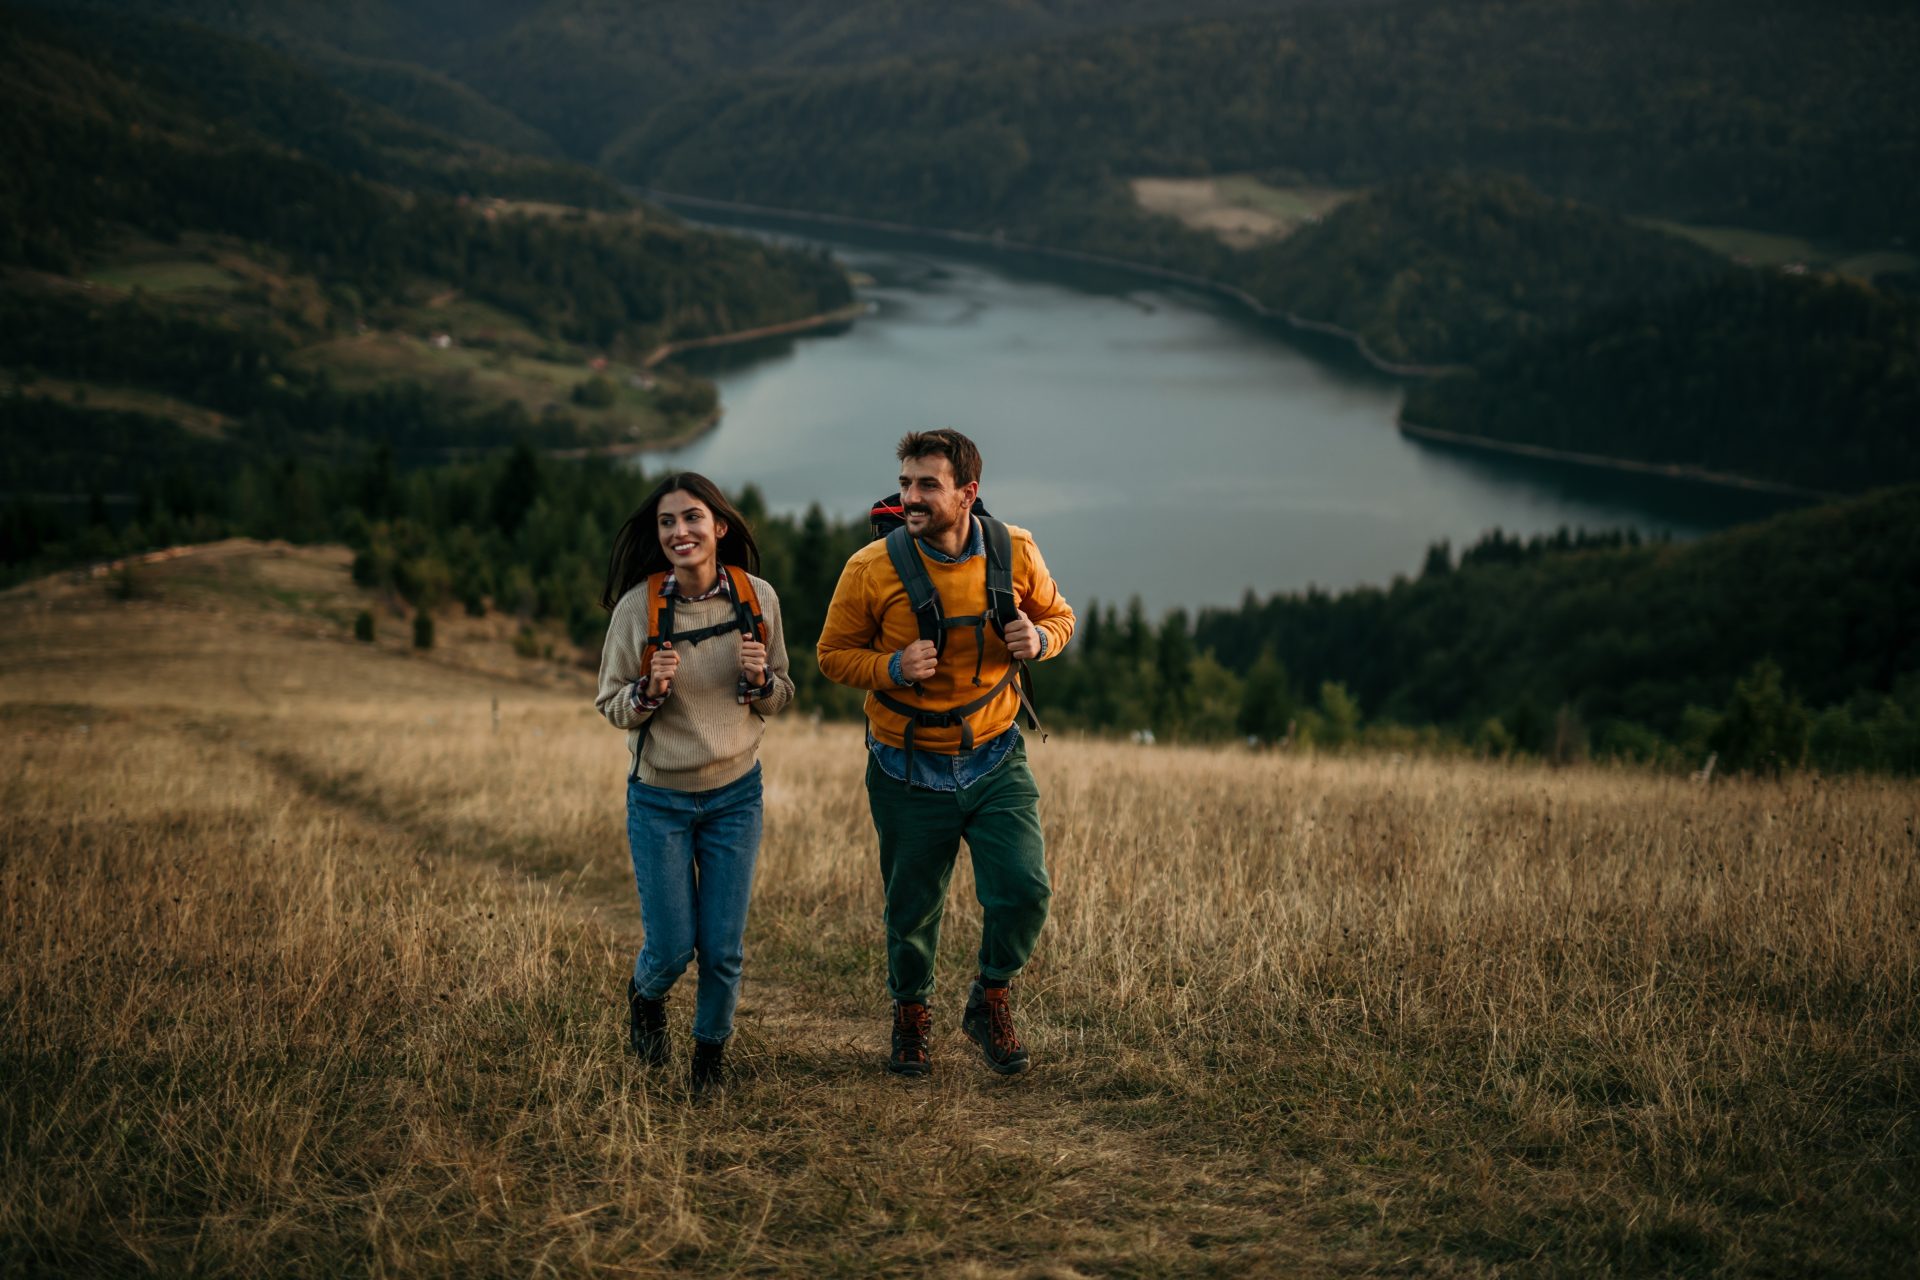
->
xmin=907 ymin=502 xmax=963 ymax=538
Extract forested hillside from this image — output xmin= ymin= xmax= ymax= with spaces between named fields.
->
xmin=65 ymin=1 xmax=1920 ymax=485
xmin=6 ymin=7 xmax=620 ymax=222
xmin=1401 ymin=273 xmax=1920 ymax=493
xmin=1235 ymin=174 xmax=1729 ymax=365
xmin=89 ymin=1 xmax=1918 ymax=250
xmin=10 ymin=450 xmax=1914 ymax=773
xmin=1184 ymin=485 xmax=1920 ymax=760
xmin=77 ymin=0 xmax=1317 ymax=157
xmin=607 ymin=0 xmax=1920 ymax=245
xmin=9 ymin=1 xmax=1917 ymax=777
xmin=0 ymin=7 xmax=852 ymax=464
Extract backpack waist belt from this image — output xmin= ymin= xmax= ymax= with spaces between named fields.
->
xmin=873 ymin=664 xmax=1018 ymax=785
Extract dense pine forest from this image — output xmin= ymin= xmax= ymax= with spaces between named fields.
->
xmin=1233 ymin=174 xmax=1731 ymax=366
xmin=70 ymin=0 xmax=1320 ymax=157
xmin=8 ymin=450 xmax=1915 ymax=774
xmin=1401 ymin=273 xmax=1920 ymax=494
xmin=603 ymin=0 xmax=1919 ymax=244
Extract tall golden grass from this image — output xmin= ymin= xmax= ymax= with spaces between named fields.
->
xmin=3 ymin=545 xmax=1915 ymax=1275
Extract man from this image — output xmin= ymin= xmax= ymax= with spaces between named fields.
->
xmin=817 ymin=428 xmax=1075 ymax=1077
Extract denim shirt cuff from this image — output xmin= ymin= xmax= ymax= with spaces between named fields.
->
xmin=888 ymin=650 xmax=909 ymax=687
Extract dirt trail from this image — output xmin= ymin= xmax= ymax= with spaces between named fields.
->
xmin=173 ymin=703 xmax=1299 ymax=1269
xmin=0 ymin=548 xmax=1313 ymax=1272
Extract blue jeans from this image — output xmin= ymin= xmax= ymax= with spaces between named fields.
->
xmin=625 ymin=763 xmax=764 ymax=1044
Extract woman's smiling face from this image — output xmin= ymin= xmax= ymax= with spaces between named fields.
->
xmin=656 ymin=489 xmax=727 ymax=575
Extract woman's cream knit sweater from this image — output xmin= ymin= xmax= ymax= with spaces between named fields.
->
xmin=594 ymin=574 xmax=794 ymax=791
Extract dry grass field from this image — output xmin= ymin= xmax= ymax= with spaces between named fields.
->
xmin=3 ymin=543 xmax=1916 ymax=1276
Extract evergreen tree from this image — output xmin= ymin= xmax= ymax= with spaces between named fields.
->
xmin=1237 ymin=647 xmax=1295 ymax=743
xmin=1712 ymin=659 xmax=1810 ymax=775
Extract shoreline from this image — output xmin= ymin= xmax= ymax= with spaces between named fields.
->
xmin=547 ymin=298 xmax=870 ymax=460
xmin=639 ymin=299 xmax=870 ymax=369
xmin=1396 ymin=418 xmax=1833 ymax=500
xmin=641 ymin=188 xmax=1468 ymax=379
xmin=542 ymin=406 xmax=724 ymax=461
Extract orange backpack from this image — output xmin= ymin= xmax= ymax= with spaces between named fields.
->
xmin=639 ymin=564 xmax=768 ymax=696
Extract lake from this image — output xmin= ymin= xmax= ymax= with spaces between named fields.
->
xmin=649 ymin=214 xmax=1794 ymax=615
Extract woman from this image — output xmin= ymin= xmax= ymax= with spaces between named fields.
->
xmin=595 ymin=472 xmax=794 ymax=1090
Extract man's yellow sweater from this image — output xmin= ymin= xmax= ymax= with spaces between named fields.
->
xmin=816 ymin=522 xmax=1075 ymax=754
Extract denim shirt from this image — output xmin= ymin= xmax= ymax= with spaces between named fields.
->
xmin=869 ymin=515 xmax=1039 ymax=792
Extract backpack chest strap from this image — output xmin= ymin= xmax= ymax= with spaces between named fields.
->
xmin=649 ymin=618 xmax=741 ymax=648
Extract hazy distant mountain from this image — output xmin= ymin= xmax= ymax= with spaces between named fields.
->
xmin=72 ymin=0 xmax=1339 ymax=157
xmin=60 ymin=1 xmax=1919 ymax=250
xmin=38 ymin=1 xmax=552 ymax=150
xmin=8 ymin=5 xmax=611 ymax=200
xmin=606 ymin=0 xmax=1920 ymax=246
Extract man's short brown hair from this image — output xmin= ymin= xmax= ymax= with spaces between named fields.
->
xmin=896 ymin=428 xmax=982 ymax=488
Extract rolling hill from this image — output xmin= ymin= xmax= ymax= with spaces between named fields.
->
xmin=0 ymin=6 xmax=854 ymax=477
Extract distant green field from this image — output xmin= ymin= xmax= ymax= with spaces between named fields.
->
xmin=85 ymin=260 xmax=242 ymax=294
xmin=390 ymin=296 xmax=548 ymax=354
xmin=1636 ymin=219 xmax=1917 ymax=282
xmin=12 ymin=377 xmax=228 ymax=438
xmin=302 ymin=333 xmax=673 ymax=444
xmin=1835 ymin=250 xmax=1920 ymax=282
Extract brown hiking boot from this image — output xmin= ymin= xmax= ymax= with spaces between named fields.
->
xmin=961 ymin=981 xmax=1030 ymax=1075
xmin=888 ymin=1000 xmax=933 ymax=1077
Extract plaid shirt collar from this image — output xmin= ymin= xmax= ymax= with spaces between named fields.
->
xmin=661 ymin=568 xmax=732 ymax=603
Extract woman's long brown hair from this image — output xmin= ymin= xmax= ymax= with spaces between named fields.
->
xmin=600 ymin=473 xmax=762 ymax=611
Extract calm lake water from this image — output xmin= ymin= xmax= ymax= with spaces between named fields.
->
xmin=650 ymin=214 xmax=1793 ymax=615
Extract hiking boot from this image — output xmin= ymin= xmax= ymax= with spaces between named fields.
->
xmin=691 ymin=1038 xmax=727 ymax=1092
xmin=627 ymin=979 xmax=669 ymax=1067
xmin=888 ymin=1000 xmax=933 ymax=1077
xmin=961 ymin=981 xmax=1030 ymax=1075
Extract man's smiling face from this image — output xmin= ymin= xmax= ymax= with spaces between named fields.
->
xmin=898 ymin=454 xmax=976 ymax=541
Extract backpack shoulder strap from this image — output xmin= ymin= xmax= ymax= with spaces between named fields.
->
xmin=976 ymin=515 xmax=1044 ymax=733
xmin=884 ymin=525 xmax=945 ymax=653
xmin=978 ymin=514 xmax=1018 ymax=635
xmin=722 ymin=565 xmax=767 ymax=644
xmin=629 ymin=571 xmax=674 ymax=781
xmin=640 ymin=571 xmax=673 ymax=676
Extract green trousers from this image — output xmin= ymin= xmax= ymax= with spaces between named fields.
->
xmin=865 ymin=741 xmax=1051 ymax=1003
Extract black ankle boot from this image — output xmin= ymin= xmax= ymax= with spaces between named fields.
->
xmin=691 ymin=1038 xmax=727 ymax=1092
xmin=627 ymin=979 xmax=669 ymax=1066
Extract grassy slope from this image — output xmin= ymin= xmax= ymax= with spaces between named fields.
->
xmin=2 ymin=542 xmax=1914 ymax=1275
xmin=5 ymin=229 xmax=707 ymax=457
